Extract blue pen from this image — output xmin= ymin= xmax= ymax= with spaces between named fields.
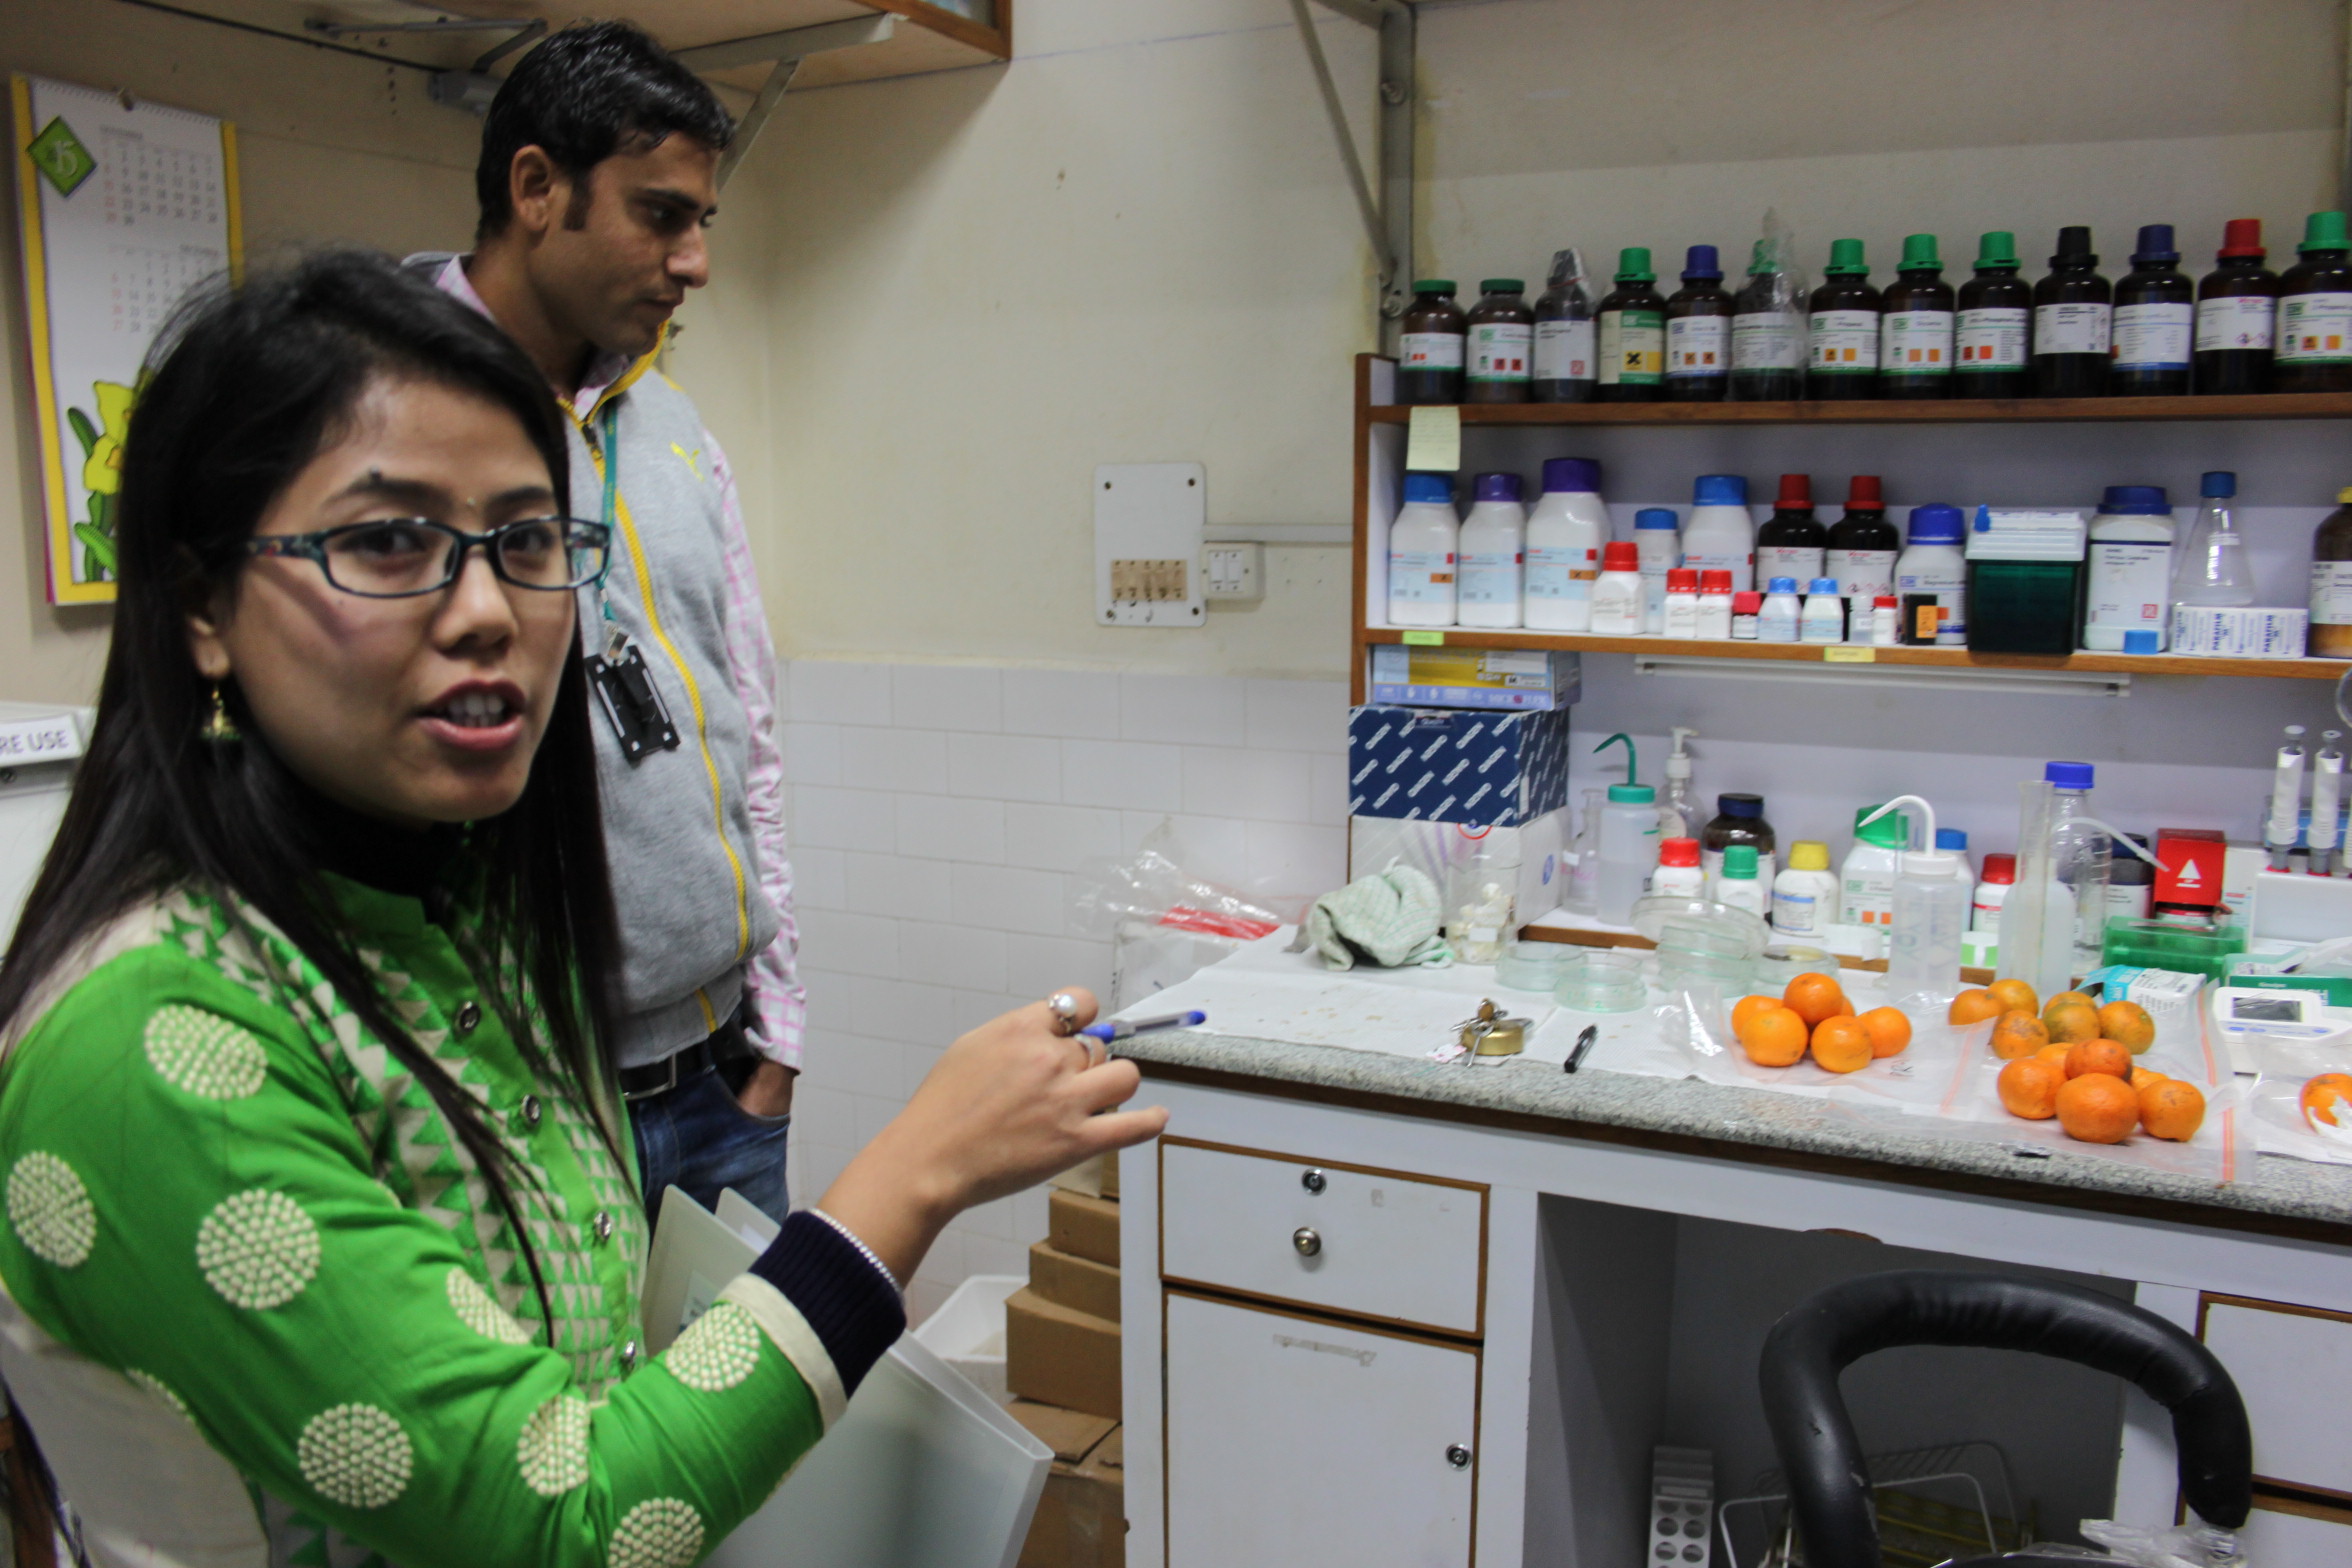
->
xmin=1081 ymin=1010 xmax=1206 ymax=1044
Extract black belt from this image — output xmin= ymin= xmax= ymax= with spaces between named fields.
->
xmin=619 ymin=1010 xmax=754 ymax=1102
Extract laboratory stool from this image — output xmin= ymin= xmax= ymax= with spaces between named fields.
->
xmin=1759 ymin=1269 xmax=2251 ymax=1568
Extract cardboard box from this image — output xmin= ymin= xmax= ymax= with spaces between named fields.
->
xmin=1348 ymin=807 xmax=1569 ymax=924
xmin=1015 ymin=1425 xmax=1124 ymax=1568
xmin=1346 ymin=704 xmax=1571 ymax=827
xmin=1030 ymin=1241 xmax=1121 ymax=1323
xmin=1048 ymin=1151 xmax=1120 ymax=1201
xmin=1367 ymin=646 xmax=1581 ymax=710
xmin=1005 ymin=1288 xmax=1121 ymax=1420
xmin=1047 ymin=1189 xmax=1120 ymax=1268
xmin=1006 ymin=1399 xmax=1116 ymax=1466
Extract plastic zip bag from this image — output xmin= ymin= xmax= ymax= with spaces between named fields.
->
xmin=2079 ymin=1518 xmax=2247 ymax=1567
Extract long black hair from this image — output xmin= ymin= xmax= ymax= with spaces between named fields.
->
xmin=0 ymin=249 xmax=627 ymax=1336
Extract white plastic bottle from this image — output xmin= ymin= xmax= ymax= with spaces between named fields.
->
xmin=1591 ymin=541 xmax=1644 ymax=634
xmin=1714 ymin=844 xmax=1768 ymax=917
xmin=1652 ymin=836 xmax=1705 ymax=899
xmin=1770 ymin=841 xmax=1840 ymax=934
xmin=1597 ymin=782 xmax=1663 ymax=924
xmin=1634 ymin=508 xmax=1681 ymax=634
xmin=2083 ymin=485 xmax=2175 ymax=652
xmin=2044 ymin=760 xmax=2111 ymax=973
xmin=1523 ymin=456 xmax=1608 ymax=631
xmin=1386 ymin=473 xmax=1459 ymax=627
xmin=1861 ymin=794 xmax=1969 ymax=1014
xmin=1894 ymin=501 xmax=1969 ymax=644
xmin=1662 ymin=569 xmax=1701 ymax=637
xmin=1869 ymin=595 xmax=1900 ymax=645
xmin=1758 ymin=577 xmax=1802 ymax=643
xmin=1456 ymin=471 xmax=1527 ymax=628
xmin=1682 ymin=473 xmax=1756 ymax=592
xmin=1841 ymin=802 xmax=1910 ymax=928
xmin=1971 ymin=852 xmax=2015 ymax=932
xmin=1800 ymin=577 xmax=1845 ymax=643
xmin=1696 ymin=570 xmax=1734 ymax=638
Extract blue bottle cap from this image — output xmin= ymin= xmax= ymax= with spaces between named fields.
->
xmin=1692 ymin=473 xmax=1748 ymax=506
xmin=1716 ymin=792 xmax=1764 ymax=819
xmin=2099 ymin=485 xmax=2170 ymax=515
xmin=1766 ymin=576 xmax=1799 ymax=594
xmin=1935 ymin=828 xmax=1968 ymax=851
xmin=1473 ymin=472 xmax=1523 ymax=503
xmin=2131 ymin=224 xmax=2180 ymax=265
xmin=2200 ymin=470 xmax=2236 ymax=499
xmin=2123 ymin=629 xmax=2161 ymax=655
xmin=2045 ymin=760 xmax=2095 ymax=790
xmin=1542 ymin=456 xmax=1601 ymax=494
xmin=1907 ymin=502 xmax=1966 ymax=543
xmin=1807 ymin=577 xmax=1840 ymax=594
xmin=1682 ymin=244 xmax=1723 ymax=281
xmin=1635 ymin=507 xmax=1680 ymax=529
xmin=1402 ymin=472 xmax=1454 ymax=505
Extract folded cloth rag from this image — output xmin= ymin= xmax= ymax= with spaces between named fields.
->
xmin=1306 ymin=866 xmax=1450 ymax=970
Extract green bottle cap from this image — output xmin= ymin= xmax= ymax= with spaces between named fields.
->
xmin=1897 ymin=233 xmax=1942 ymax=271
xmin=1607 ymin=783 xmax=1656 ymax=804
xmin=1855 ymin=804 xmax=1910 ymax=849
xmin=1747 ymin=239 xmax=1772 ymax=276
xmin=1974 ymin=231 xmax=2020 ymax=268
xmin=1479 ymin=278 xmax=1525 ymax=294
xmin=1412 ymin=279 xmax=1458 ymax=295
xmin=1721 ymin=844 xmax=1759 ymax=878
xmin=1614 ymin=247 xmax=1656 ymax=283
xmin=2300 ymin=211 xmax=2350 ymax=254
xmin=1823 ymin=238 xmax=1869 ymax=276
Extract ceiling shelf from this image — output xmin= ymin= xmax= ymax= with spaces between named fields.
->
xmin=1364 ymin=389 xmax=2352 ymax=428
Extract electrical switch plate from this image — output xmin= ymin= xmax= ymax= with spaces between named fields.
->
xmin=1095 ymin=463 xmax=1205 ymax=627
xmin=1202 ymin=542 xmax=1263 ymax=603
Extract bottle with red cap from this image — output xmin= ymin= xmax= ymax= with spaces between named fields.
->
xmin=1825 ymin=474 xmax=1900 ymax=614
xmin=1662 ymin=567 xmax=1701 ymax=637
xmin=1652 ymin=837 xmax=1705 ymax=899
xmin=1755 ymin=472 xmax=1826 ymax=588
xmin=1971 ymin=852 xmax=2017 ymax=934
xmin=2196 ymin=219 xmax=2279 ymax=395
xmin=1696 ymin=569 xmax=1734 ymax=638
xmin=1591 ymin=539 xmax=1645 ymax=634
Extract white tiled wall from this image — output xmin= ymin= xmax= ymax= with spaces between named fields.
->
xmin=779 ymin=657 xmax=1350 ymax=1322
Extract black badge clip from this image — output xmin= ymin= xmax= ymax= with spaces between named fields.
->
xmin=586 ymin=646 xmax=681 ymax=762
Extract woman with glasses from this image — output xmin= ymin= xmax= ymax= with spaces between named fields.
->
xmin=0 ymin=251 xmax=1162 ymax=1566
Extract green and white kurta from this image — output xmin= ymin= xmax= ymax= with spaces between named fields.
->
xmin=0 ymin=877 xmax=877 ymax=1566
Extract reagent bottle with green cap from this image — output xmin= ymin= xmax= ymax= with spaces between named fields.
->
xmin=1840 ymin=803 xmax=1911 ymax=929
xmin=2034 ymin=225 xmax=2112 ymax=398
xmin=2276 ymin=210 xmax=2352 ymax=394
xmin=1807 ymin=238 xmax=1881 ymax=400
xmin=1597 ymin=248 xmax=1666 ymax=403
xmin=1955 ymin=232 xmax=2032 ymax=399
xmin=1878 ymin=234 xmax=1954 ymax=399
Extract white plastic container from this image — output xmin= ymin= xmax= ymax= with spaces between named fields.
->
xmin=2083 ymin=485 xmax=2175 ymax=652
xmin=1713 ymin=844 xmax=1768 ymax=917
xmin=1800 ymin=577 xmax=1844 ymax=643
xmin=1653 ymin=836 xmax=1705 ymax=899
xmin=1523 ymin=457 xmax=1608 ymax=631
xmin=1869 ymin=595 xmax=1900 ymax=646
xmin=1695 ymin=571 xmax=1734 ymax=639
xmin=1681 ymin=473 xmax=1756 ymax=592
xmin=1597 ymin=782 xmax=1663 ymax=924
xmin=1894 ymin=501 xmax=1970 ymax=644
xmin=1758 ymin=577 xmax=1802 ymax=643
xmin=1862 ymin=793 xmax=1969 ymax=1014
xmin=1387 ymin=472 xmax=1459 ymax=627
xmin=1634 ymin=508 xmax=1681 ymax=634
xmin=912 ymin=1274 xmax=1026 ymax=1403
xmin=1456 ymin=471 xmax=1527 ymax=628
xmin=1971 ymin=852 xmax=2015 ymax=932
xmin=1841 ymin=802 xmax=1910 ymax=928
xmin=1592 ymin=540 xmax=1644 ymax=635
xmin=1771 ymin=841 xmax=1840 ymax=934
xmin=1662 ymin=568 xmax=1701 ymax=638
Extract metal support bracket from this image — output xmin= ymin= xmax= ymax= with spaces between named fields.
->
xmin=1289 ymin=0 xmax=1416 ymax=343
xmin=674 ymin=11 xmax=900 ymax=187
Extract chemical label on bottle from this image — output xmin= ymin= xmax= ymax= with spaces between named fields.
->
xmin=1387 ymin=549 xmax=1454 ymax=604
xmin=1681 ymin=546 xmax=1755 ymax=595
xmin=1757 ymin=545 xmax=1826 ymax=586
xmin=1666 ymin=315 xmax=1729 ymax=379
xmin=1808 ymin=309 xmax=1880 ymax=371
xmin=2195 ymin=293 xmax=2276 ymax=353
xmin=1533 ymin=318 xmax=1594 ymax=383
xmin=2278 ymin=292 xmax=2352 ymax=363
xmin=1956 ymin=306 xmax=2029 ymax=370
xmin=1843 ymin=870 xmax=1896 ymax=926
xmin=1598 ymin=309 xmax=1665 ymax=385
xmin=1467 ymin=322 xmax=1532 ymax=382
xmin=2112 ymin=302 xmax=2193 ymax=370
xmin=1731 ymin=311 xmax=1805 ymax=371
xmin=1400 ymin=331 xmax=1465 ymax=371
xmin=1770 ymin=890 xmax=1819 ymax=934
xmin=1826 ymin=547 xmax=1896 ymax=600
xmin=2034 ymin=301 xmax=2112 ymax=356
xmin=1456 ymin=549 xmax=1522 ymax=605
xmin=1880 ymin=310 xmax=1954 ymax=375
xmin=1895 ymin=569 xmax=1968 ymax=639
xmin=2312 ymin=561 xmax=2352 ymax=625
xmin=2086 ymin=541 xmax=2173 ymax=636
xmin=1525 ymin=544 xmax=1594 ymax=601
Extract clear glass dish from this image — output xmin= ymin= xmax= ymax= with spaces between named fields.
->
xmin=1554 ymin=949 xmax=1648 ymax=1013
xmin=1495 ymin=940 xmax=1571 ymax=993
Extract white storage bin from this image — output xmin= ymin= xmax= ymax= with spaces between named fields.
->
xmin=913 ymin=1274 xmax=1025 ymax=1403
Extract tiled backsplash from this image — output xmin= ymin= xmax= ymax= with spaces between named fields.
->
xmin=779 ymin=658 xmax=1349 ymax=1321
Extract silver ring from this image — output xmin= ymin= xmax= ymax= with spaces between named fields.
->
xmin=1046 ymin=991 xmax=1082 ymax=1037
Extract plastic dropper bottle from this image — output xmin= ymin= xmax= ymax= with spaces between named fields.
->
xmin=1756 ymin=472 xmax=1826 ymax=588
xmin=1807 ymin=238 xmax=1881 ymax=400
xmin=2034 ymin=226 xmax=2113 ymax=398
xmin=2171 ymin=470 xmax=2254 ymax=611
xmin=1955 ymin=231 xmax=2032 ymax=398
xmin=1878 ymin=234 xmax=1955 ymax=399
xmin=1861 ymin=793 xmax=1970 ymax=1014
xmin=1665 ymin=245 xmax=1732 ymax=402
xmin=2111 ymin=224 xmax=2194 ymax=397
xmin=2195 ymin=219 xmax=2277 ymax=395
xmin=1596 ymin=248 xmax=1667 ymax=403
xmin=2276 ymin=211 xmax=2352 ymax=394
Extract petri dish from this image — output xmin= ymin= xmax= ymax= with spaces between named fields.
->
xmin=1495 ymin=941 xmax=1571 ymax=993
xmin=1754 ymin=943 xmax=1841 ymax=992
xmin=1555 ymin=949 xmax=1648 ymax=1013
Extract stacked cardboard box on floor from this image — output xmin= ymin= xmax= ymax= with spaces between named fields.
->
xmin=1005 ymin=1154 xmax=1124 ymax=1568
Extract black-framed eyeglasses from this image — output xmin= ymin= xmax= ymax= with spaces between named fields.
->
xmin=244 ymin=517 xmax=613 ymax=599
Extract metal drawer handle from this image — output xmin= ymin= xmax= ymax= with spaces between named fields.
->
xmin=1292 ymin=1226 xmax=1321 ymax=1257
xmin=1446 ymin=1444 xmax=1472 ymax=1469
xmin=1301 ymin=1168 xmax=1327 ymax=1195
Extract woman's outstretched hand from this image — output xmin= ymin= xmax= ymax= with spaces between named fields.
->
xmin=816 ymin=988 xmax=1168 ymax=1286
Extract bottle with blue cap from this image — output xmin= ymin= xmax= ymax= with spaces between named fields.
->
xmin=2113 ymin=224 xmax=2194 ymax=396
xmin=1386 ymin=471 xmax=1459 ymax=628
xmin=1682 ymin=472 xmax=1756 ymax=593
xmin=1666 ymin=244 xmax=1732 ymax=401
xmin=2043 ymin=760 xmax=2111 ymax=973
xmin=1633 ymin=507 xmax=1681 ymax=633
xmin=2084 ymin=484 xmax=2176 ymax=652
xmin=1524 ymin=457 xmax=1608 ymax=630
xmin=1896 ymin=501 xmax=1969 ymax=645
xmin=1457 ymin=471 xmax=1528 ymax=629
xmin=1800 ymin=577 xmax=1845 ymax=643
xmin=1758 ymin=577 xmax=1802 ymax=643
xmin=2172 ymin=470 xmax=2254 ymax=610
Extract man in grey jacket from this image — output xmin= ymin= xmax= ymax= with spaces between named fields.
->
xmin=413 ymin=21 xmax=802 ymax=1223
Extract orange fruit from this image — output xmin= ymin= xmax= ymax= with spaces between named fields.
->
xmin=1998 ymin=1056 xmax=2066 ymax=1119
xmin=2063 ymin=1038 xmax=2133 ymax=1081
xmin=1732 ymin=994 xmax=1786 ymax=1037
xmin=2036 ymin=1042 xmax=2073 ymax=1067
xmin=1989 ymin=1011 xmax=2051 ymax=1060
xmin=1738 ymin=1006 xmax=1809 ymax=1068
xmin=2302 ymin=1072 xmax=2352 ymax=1129
xmin=1949 ymin=988 xmax=2003 ymax=1025
xmin=2055 ymin=1073 xmax=2141 ymax=1144
xmin=2098 ymin=1000 xmax=2156 ymax=1054
xmin=2044 ymin=1000 xmax=2103 ymax=1045
xmin=1810 ymin=1015 xmax=1874 ymax=1074
xmin=2138 ymin=1079 xmax=2206 ymax=1142
xmin=2129 ymin=1066 xmax=2166 ymax=1092
xmin=2045 ymin=990 xmax=2097 ymax=1014
xmin=1783 ymin=973 xmax=1848 ymax=1028
xmin=1860 ymin=1006 xmax=1912 ymax=1058
xmin=1987 ymin=978 xmax=2040 ymax=1017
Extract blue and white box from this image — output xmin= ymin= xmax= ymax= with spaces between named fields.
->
xmin=1347 ymin=705 xmax=1572 ymax=827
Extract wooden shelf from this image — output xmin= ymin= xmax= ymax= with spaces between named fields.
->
xmin=1364 ymin=390 xmax=2352 ymax=427
xmin=1360 ymin=626 xmax=2349 ymax=681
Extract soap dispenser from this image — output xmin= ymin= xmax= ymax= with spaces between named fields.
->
xmin=1658 ymin=727 xmax=1700 ymax=839
xmin=1858 ymin=793 xmax=1968 ymax=1014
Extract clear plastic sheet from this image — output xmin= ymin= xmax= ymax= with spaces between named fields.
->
xmin=1664 ymin=979 xmax=1981 ymax=1112
xmin=1071 ymin=826 xmax=1297 ymax=943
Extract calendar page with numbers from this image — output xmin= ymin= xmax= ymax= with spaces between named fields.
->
xmin=11 ymin=74 xmax=240 ymax=605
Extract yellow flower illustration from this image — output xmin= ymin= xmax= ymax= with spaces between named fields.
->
xmin=79 ymin=380 xmax=137 ymax=497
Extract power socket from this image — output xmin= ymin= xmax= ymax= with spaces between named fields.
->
xmin=1203 ymin=542 xmax=1263 ymax=603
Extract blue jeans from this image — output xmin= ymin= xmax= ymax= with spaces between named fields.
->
xmin=631 ymin=1064 xmax=792 ymax=1231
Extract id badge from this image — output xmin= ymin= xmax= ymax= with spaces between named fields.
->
xmin=587 ymin=646 xmax=681 ymax=762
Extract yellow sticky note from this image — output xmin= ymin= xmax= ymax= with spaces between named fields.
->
xmin=1405 ymin=405 xmax=1461 ymax=473
xmin=1401 ymin=630 xmax=1446 ymax=646
xmin=1822 ymin=646 xmax=1877 ymax=663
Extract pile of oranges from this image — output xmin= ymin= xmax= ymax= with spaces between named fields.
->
xmin=1958 ymin=978 xmax=2202 ymax=1144
xmin=1733 ymin=973 xmax=1911 ymax=1074
xmin=2302 ymin=1072 xmax=2352 ymax=1131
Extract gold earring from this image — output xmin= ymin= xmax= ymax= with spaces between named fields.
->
xmin=202 ymin=683 xmax=239 ymax=744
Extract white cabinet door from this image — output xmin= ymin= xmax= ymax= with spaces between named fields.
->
xmin=2242 ymin=1499 xmax=2352 ymax=1566
xmin=1164 ymin=1291 xmax=1478 ymax=1568
xmin=2200 ymin=1296 xmax=2352 ymax=1496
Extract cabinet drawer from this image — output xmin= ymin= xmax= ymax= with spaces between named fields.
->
xmin=2242 ymin=1495 xmax=2352 ymax=1566
xmin=1158 ymin=1139 xmax=1485 ymax=1336
xmin=2200 ymin=1294 xmax=2352 ymax=1498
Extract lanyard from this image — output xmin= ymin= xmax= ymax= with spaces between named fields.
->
xmin=591 ymin=402 xmax=627 ymax=659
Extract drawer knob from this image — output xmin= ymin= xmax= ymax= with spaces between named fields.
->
xmin=1301 ymin=1169 xmax=1327 ymax=1195
xmin=1446 ymin=1444 xmax=1472 ymax=1470
xmin=1291 ymin=1226 xmax=1322 ymax=1257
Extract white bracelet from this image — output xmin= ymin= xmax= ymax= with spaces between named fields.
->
xmin=809 ymin=1207 xmax=903 ymax=1295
